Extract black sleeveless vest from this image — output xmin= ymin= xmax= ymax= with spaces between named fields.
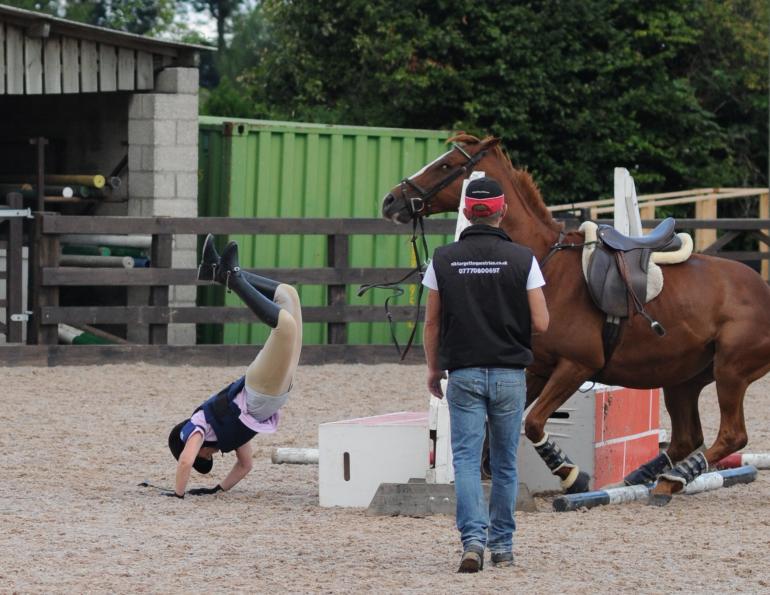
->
xmin=196 ymin=376 xmax=257 ymax=452
xmin=431 ymin=225 xmax=535 ymax=371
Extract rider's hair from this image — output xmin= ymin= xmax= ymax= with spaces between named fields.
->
xmin=468 ymin=209 xmax=504 ymax=226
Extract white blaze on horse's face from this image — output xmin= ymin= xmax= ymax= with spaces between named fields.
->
xmin=380 ymin=147 xmax=455 ymax=223
xmin=408 ymin=148 xmax=454 ymax=179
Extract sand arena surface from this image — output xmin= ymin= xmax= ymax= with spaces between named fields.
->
xmin=2 ymin=363 xmax=770 ymax=593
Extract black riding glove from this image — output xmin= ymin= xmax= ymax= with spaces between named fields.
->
xmin=162 ymin=491 xmax=184 ymax=499
xmin=187 ymin=484 xmax=223 ymax=496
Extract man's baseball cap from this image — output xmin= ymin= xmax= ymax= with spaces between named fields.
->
xmin=463 ymin=177 xmax=505 ymax=219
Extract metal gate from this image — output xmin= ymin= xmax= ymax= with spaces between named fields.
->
xmin=0 ymin=192 xmax=29 ymax=343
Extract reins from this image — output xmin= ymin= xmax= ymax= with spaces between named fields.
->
xmin=539 ymin=230 xmax=597 ymax=269
xmin=361 ymin=142 xmax=488 ymax=360
xmin=357 ymin=216 xmax=430 ymax=360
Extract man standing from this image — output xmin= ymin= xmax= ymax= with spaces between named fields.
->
xmin=422 ymin=176 xmax=549 ymax=573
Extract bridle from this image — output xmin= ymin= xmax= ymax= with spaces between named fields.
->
xmin=399 ymin=143 xmax=489 ymax=217
xmin=359 ymin=143 xmax=489 ymax=360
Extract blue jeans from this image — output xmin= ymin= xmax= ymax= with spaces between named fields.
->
xmin=446 ymin=367 xmax=526 ymax=554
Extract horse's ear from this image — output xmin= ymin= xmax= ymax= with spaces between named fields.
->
xmin=481 ymin=137 xmax=502 ymax=150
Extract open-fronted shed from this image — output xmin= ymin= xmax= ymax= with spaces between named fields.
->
xmin=0 ymin=5 xmax=212 ymax=346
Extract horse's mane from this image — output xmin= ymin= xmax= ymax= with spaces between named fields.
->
xmin=448 ymin=134 xmax=562 ymax=233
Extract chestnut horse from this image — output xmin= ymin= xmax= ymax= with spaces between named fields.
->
xmin=382 ymin=134 xmax=770 ymax=505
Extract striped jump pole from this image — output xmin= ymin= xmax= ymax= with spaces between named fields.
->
xmin=716 ymin=452 xmax=770 ymax=470
xmin=552 ymin=465 xmax=758 ymax=512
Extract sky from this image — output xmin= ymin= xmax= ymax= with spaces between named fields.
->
xmin=181 ymin=3 xmax=216 ymax=38
xmin=180 ymin=0 xmax=258 ymax=41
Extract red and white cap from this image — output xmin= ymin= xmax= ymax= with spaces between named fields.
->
xmin=463 ymin=177 xmax=505 ymax=219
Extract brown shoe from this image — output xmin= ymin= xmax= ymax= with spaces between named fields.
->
xmin=457 ymin=548 xmax=484 ymax=573
xmin=490 ymin=551 xmax=514 ymax=567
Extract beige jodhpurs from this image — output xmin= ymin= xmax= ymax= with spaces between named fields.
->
xmin=244 ymin=284 xmax=302 ymax=397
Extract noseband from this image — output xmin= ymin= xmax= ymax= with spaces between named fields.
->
xmin=399 ymin=143 xmax=489 ymax=217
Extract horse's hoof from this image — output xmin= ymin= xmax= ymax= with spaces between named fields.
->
xmin=565 ymin=471 xmax=591 ymax=494
xmin=648 ymin=493 xmax=672 ymax=507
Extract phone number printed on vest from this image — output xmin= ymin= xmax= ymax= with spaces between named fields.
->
xmin=451 ymin=259 xmax=508 ymax=275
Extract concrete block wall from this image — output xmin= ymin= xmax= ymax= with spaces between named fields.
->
xmin=128 ymin=67 xmax=199 ymax=345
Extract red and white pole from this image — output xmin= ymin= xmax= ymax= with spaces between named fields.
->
xmin=716 ymin=452 xmax=770 ymax=470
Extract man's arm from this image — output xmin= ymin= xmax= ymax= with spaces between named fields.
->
xmin=218 ymin=441 xmax=254 ymax=491
xmin=424 ymin=289 xmax=446 ymax=398
xmin=527 ymin=287 xmax=549 ymax=334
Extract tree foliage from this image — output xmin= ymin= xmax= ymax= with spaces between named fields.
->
xmin=83 ymin=0 xmax=178 ymax=36
xmin=2 ymin=1 xmax=60 ymax=14
xmin=206 ymin=0 xmax=768 ymax=203
xmin=190 ymin=0 xmax=244 ymax=51
xmin=6 ymin=0 xmax=767 ymax=201
xmin=2 ymin=0 xmax=178 ymax=36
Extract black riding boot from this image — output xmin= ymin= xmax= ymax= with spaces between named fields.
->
xmin=197 ymin=233 xmax=220 ymax=282
xmin=198 ymin=234 xmax=280 ymax=299
xmin=219 ymin=242 xmax=281 ymax=328
xmin=239 ymin=270 xmax=280 ymax=300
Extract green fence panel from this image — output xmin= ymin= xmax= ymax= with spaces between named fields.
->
xmin=198 ymin=116 xmax=452 ymax=345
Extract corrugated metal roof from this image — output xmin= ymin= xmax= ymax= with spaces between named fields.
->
xmin=0 ymin=4 xmax=213 ymax=56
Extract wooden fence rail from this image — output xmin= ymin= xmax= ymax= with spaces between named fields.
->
xmin=31 ymin=214 xmax=460 ymax=361
xmin=1 ymin=213 xmax=768 ymax=366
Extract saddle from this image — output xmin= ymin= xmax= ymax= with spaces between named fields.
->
xmin=597 ymin=218 xmax=680 ymax=252
xmin=580 ymin=218 xmax=693 ymax=333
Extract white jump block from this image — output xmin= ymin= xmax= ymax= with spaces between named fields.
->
xmin=518 ymin=383 xmax=660 ymax=492
xmin=318 ymin=412 xmax=430 ymax=507
xmin=613 ymin=167 xmax=642 ymax=236
xmin=428 ymin=382 xmax=660 ymax=493
xmin=427 ymin=390 xmax=453 ymax=484
xmin=454 ymin=171 xmax=487 ymax=240
xmin=320 ymin=384 xmax=660 ymax=507
xmin=517 ymin=387 xmax=596 ymax=494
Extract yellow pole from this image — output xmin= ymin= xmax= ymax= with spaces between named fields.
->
xmin=408 ymin=240 xmax=416 ymax=331
xmin=0 ymin=174 xmax=105 ymax=188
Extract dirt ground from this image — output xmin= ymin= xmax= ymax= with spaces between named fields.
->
xmin=2 ymin=362 xmax=769 ymax=594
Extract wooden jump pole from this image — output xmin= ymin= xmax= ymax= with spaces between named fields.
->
xmin=58 ymin=255 xmax=135 ymax=268
xmin=271 ymin=448 xmax=319 ymax=465
xmin=552 ymin=466 xmax=758 ymax=512
xmin=0 ymin=174 xmax=106 ymax=189
xmin=716 ymin=452 xmax=770 ymax=469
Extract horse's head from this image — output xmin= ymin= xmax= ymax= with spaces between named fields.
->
xmin=381 ymin=135 xmax=502 ymax=223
